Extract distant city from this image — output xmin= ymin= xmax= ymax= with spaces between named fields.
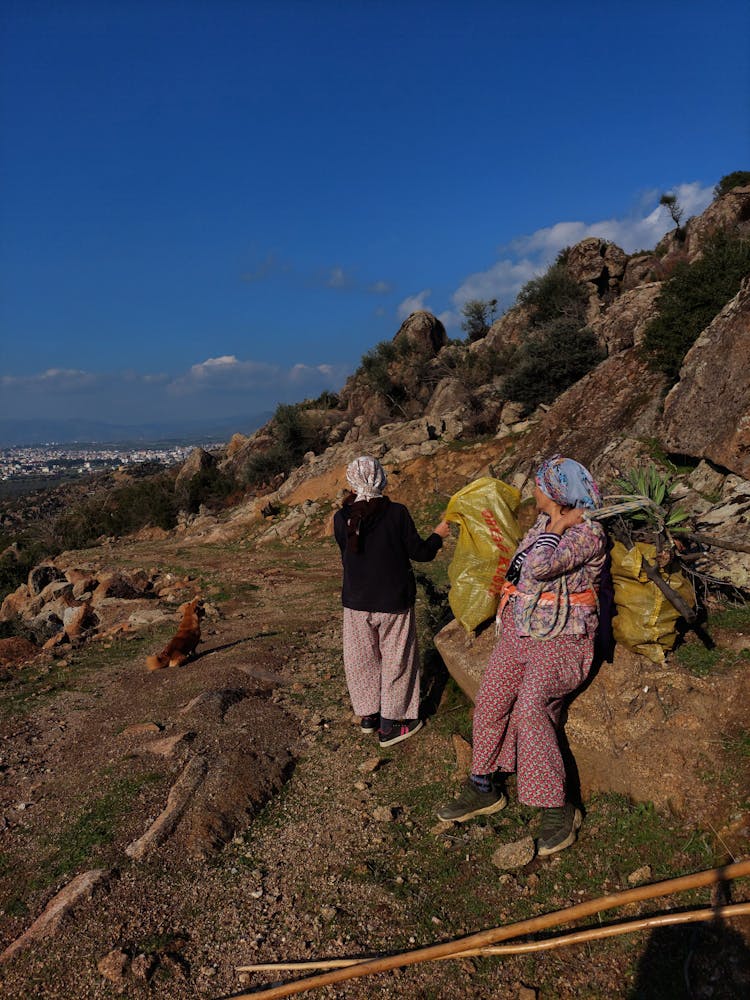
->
xmin=0 ymin=442 xmax=222 ymax=487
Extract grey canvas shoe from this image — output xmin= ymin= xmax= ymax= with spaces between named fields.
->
xmin=436 ymin=782 xmax=508 ymax=823
xmin=536 ymin=803 xmax=582 ymax=856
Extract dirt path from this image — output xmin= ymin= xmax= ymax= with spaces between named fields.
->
xmin=1 ymin=534 xmax=748 ymax=998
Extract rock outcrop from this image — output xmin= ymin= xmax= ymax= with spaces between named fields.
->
xmin=658 ymin=184 xmax=750 ymax=264
xmin=662 ymin=277 xmax=750 ymax=478
xmin=492 ymin=350 xmax=668 ymax=486
xmin=565 ymin=238 xmax=628 ymax=322
xmin=174 ymin=446 xmax=217 ymax=493
xmin=393 ymin=309 xmax=448 ymax=354
xmin=589 ymin=282 xmax=662 ymax=354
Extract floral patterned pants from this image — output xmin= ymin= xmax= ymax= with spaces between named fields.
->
xmin=471 ymin=611 xmax=594 ymax=808
xmin=342 ymin=607 xmax=420 ymax=720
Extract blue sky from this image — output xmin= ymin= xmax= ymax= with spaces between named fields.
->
xmin=1 ymin=0 xmax=748 ymax=436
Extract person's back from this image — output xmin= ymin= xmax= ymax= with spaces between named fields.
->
xmin=333 ymin=456 xmax=449 ymax=747
xmin=334 ymin=496 xmax=443 ymax=613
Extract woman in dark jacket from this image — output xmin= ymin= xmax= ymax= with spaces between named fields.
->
xmin=333 ymin=456 xmax=450 ymax=747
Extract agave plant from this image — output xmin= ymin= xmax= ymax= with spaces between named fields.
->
xmin=611 ymin=463 xmax=689 ymax=531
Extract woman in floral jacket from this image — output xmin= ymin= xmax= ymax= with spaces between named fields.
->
xmin=438 ymin=455 xmax=606 ymax=856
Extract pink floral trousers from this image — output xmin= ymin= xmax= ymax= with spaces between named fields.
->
xmin=471 ymin=610 xmax=594 ymax=808
xmin=342 ymin=607 xmax=420 ymax=720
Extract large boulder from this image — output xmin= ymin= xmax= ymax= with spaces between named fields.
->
xmin=424 ymin=377 xmax=470 ymax=418
xmin=175 ymin=447 xmax=217 ymax=492
xmin=589 ymin=283 xmax=662 ymax=354
xmin=0 ymin=636 xmax=40 ymax=668
xmin=28 ymin=564 xmax=65 ymax=596
xmin=689 ymin=475 xmax=750 ymax=588
xmin=661 ymin=277 xmax=750 ymax=478
xmin=393 ymin=310 xmax=447 ymax=355
xmin=481 ymin=305 xmax=533 ymax=353
xmin=621 ymin=253 xmax=660 ymax=291
xmin=565 ymin=238 xmax=628 ymax=322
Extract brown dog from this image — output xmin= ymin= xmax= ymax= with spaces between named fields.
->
xmin=146 ymin=598 xmax=205 ymax=671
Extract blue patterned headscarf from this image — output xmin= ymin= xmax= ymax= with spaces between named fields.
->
xmin=536 ymin=454 xmax=602 ymax=510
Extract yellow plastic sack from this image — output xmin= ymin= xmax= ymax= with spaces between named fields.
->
xmin=445 ymin=477 xmax=522 ymax=633
xmin=610 ymin=540 xmax=696 ymax=664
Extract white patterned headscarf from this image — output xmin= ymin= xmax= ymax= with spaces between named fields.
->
xmin=346 ymin=456 xmax=387 ymax=501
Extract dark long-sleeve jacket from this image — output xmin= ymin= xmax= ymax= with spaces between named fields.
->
xmin=333 ymin=497 xmax=443 ymax=613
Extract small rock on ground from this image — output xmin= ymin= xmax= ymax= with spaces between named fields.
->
xmin=491 ymin=837 xmax=535 ymax=870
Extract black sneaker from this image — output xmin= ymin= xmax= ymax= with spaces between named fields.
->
xmin=378 ymin=718 xmax=423 ymax=748
xmin=436 ymin=781 xmax=508 ymax=822
xmin=536 ymin=803 xmax=582 ymax=856
xmin=360 ymin=713 xmax=379 ymax=735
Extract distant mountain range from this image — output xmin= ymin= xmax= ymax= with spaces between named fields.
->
xmin=0 ymin=414 xmax=272 ymax=447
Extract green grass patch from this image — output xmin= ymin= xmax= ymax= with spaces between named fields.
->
xmin=675 ymin=639 xmax=750 ymax=677
xmin=39 ymin=772 xmax=164 ymax=883
xmin=675 ymin=643 xmax=723 ymax=677
xmin=0 ymin=628 xmax=166 ymax=718
xmin=722 ymin=729 xmax=750 ymax=759
xmin=710 ymin=602 xmax=750 ymax=630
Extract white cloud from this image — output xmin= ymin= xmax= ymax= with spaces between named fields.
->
xmin=0 ymin=368 xmax=102 ymax=391
xmin=367 ymin=280 xmax=391 ymax=295
xmin=288 ymin=362 xmax=348 ymax=384
xmin=451 ymin=259 xmax=539 ymax=310
xmin=241 ymin=252 xmax=293 ymax=283
xmin=397 ymin=289 xmax=431 ymax=321
xmin=165 ymin=354 xmax=351 ymax=397
xmin=326 ymin=266 xmax=354 ymax=289
xmin=167 ymin=355 xmax=281 ymax=395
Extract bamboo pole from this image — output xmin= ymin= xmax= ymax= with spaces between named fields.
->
xmin=232 ymin=860 xmax=750 ymax=999
xmin=236 ymin=901 xmax=750 ymax=973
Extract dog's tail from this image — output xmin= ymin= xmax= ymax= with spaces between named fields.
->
xmin=146 ymin=652 xmax=169 ymax=672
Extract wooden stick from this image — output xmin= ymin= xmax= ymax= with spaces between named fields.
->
xmin=674 ymin=530 xmax=750 ymax=556
xmin=638 ymin=551 xmax=697 ymax=623
xmin=236 ymin=901 xmax=750 ymax=972
xmin=232 ymin=860 xmax=750 ymax=998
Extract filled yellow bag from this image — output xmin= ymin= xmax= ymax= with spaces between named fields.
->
xmin=610 ymin=540 xmax=695 ymax=664
xmin=445 ymin=477 xmax=522 ymax=633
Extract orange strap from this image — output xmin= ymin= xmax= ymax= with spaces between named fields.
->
xmin=497 ymin=580 xmax=597 ymax=620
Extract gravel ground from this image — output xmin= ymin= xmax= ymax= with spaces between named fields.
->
xmin=1 ymin=533 xmax=748 ymax=999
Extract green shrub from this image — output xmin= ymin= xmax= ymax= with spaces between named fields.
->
xmin=303 ymin=390 xmax=339 ymax=410
xmin=502 ymin=320 xmax=604 ymax=412
xmin=714 ymin=170 xmax=750 ymax=198
xmin=642 ymin=230 xmax=750 ymax=381
xmin=517 ymin=262 xmax=588 ymax=327
xmin=460 ymin=298 xmax=497 ymax=342
xmin=181 ymin=466 xmax=236 ymax=514
xmin=432 ymin=341 xmax=517 ymax=391
xmin=0 ymin=540 xmax=49 ymax=603
xmin=243 ymin=443 xmax=297 ymax=488
xmin=358 ymin=340 xmax=403 ymax=401
xmin=354 ymin=337 xmax=433 ymax=415
xmin=242 ymin=399 xmax=337 ymax=489
xmin=52 ymin=473 xmax=179 ymax=549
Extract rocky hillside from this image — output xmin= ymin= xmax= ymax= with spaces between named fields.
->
xmin=165 ymin=182 xmax=750 ymax=592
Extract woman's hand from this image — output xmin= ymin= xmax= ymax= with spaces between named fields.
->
xmin=548 ymin=507 xmax=584 ymax=535
xmin=434 ymin=520 xmax=451 ymax=539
